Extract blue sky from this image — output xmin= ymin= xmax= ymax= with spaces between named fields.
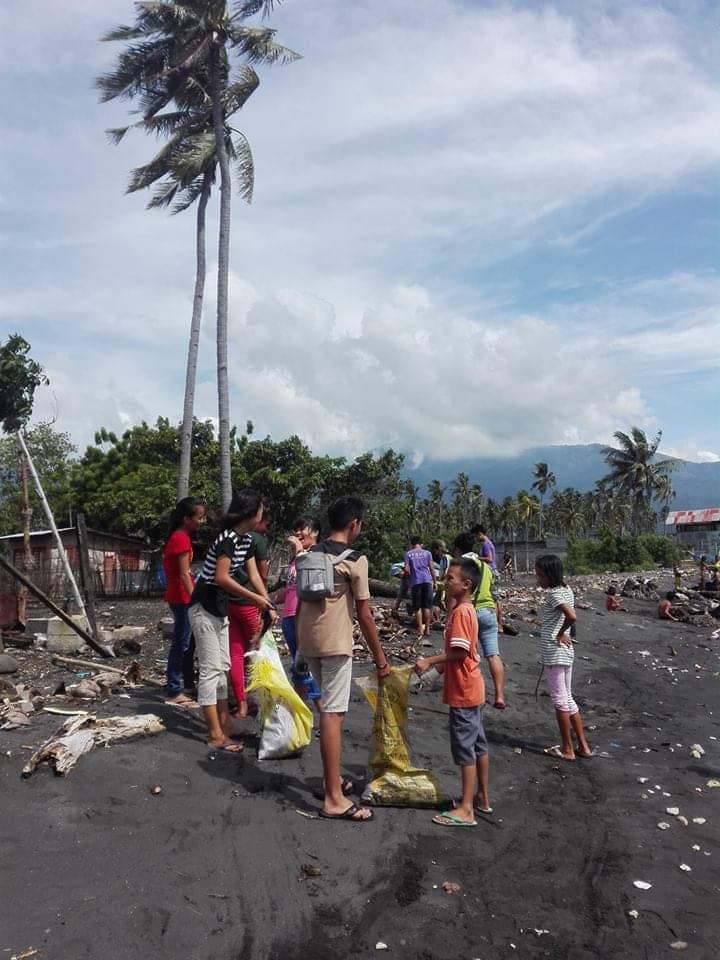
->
xmin=1 ymin=0 xmax=718 ymax=464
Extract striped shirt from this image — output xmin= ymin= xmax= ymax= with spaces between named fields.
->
xmin=191 ymin=529 xmax=253 ymax=617
xmin=539 ymin=585 xmax=575 ymax=667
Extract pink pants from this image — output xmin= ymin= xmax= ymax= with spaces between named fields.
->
xmin=545 ymin=665 xmax=579 ymax=714
xmin=228 ymin=604 xmax=260 ymax=704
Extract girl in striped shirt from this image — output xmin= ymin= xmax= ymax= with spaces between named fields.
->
xmin=535 ymin=555 xmax=592 ymax=762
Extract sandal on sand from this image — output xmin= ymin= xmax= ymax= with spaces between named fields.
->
xmin=543 ymin=745 xmax=576 ymax=762
xmin=433 ymin=813 xmax=477 ymax=828
xmin=319 ymin=803 xmax=373 ymax=822
xmin=313 ymin=778 xmax=354 ymax=801
xmin=207 ymin=741 xmax=244 ymax=756
xmin=474 ymin=804 xmax=493 ymax=815
xmin=165 ymin=695 xmax=197 ymax=707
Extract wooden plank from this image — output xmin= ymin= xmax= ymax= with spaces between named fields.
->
xmin=75 ymin=513 xmax=98 ymax=642
xmin=0 ymin=551 xmax=113 ymax=658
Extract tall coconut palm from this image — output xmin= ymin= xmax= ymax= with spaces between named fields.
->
xmin=531 ymin=461 xmax=556 ymax=541
xmin=427 ymin=479 xmax=446 ymax=531
xmin=601 ymin=428 xmax=675 ymax=535
xmin=97 ymin=0 xmax=298 ymax=509
xmin=516 ymin=490 xmax=540 ymax=572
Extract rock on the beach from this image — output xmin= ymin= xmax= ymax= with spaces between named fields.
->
xmin=692 ymin=817 xmax=707 ymax=824
xmin=0 ymin=654 xmax=19 ymax=674
xmin=666 ymin=807 xmax=680 ymax=816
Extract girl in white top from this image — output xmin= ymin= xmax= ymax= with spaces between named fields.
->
xmin=535 ymin=555 xmax=592 ymax=762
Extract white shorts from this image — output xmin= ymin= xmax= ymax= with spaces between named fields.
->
xmin=305 ymin=654 xmax=353 ymax=713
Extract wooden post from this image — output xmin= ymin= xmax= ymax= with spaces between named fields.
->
xmin=0 ymin=550 xmax=113 ymax=657
xmin=75 ymin=513 xmax=98 ymax=643
xmin=17 ymin=444 xmax=32 ymax=626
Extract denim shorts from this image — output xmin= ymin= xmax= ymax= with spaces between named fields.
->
xmin=476 ymin=607 xmax=500 ymax=658
xmin=411 ymin=581 xmax=434 ymax=612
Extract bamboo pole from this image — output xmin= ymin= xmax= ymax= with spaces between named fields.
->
xmin=16 ymin=431 xmax=86 ymax=618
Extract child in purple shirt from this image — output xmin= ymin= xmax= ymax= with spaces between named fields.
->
xmin=404 ymin=536 xmax=437 ymax=638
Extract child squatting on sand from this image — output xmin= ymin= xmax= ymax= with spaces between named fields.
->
xmin=535 ymin=554 xmax=593 ymax=762
xmin=415 ymin=558 xmax=490 ymax=827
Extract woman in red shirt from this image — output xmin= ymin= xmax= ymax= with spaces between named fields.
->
xmin=163 ymin=497 xmax=206 ymax=704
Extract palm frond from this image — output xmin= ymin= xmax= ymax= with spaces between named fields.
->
xmin=228 ymin=131 xmax=254 ymax=202
xmin=234 ymin=0 xmax=285 ymax=19
xmin=127 ymin=134 xmax=183 ymax=191
xmin=171 ymin=174 xmax=213 ymax=214
xmin=146 ymin=178 xmax=181 ymax=210
xmin=225 ymin=65 xmax=260 ymax=113
xmin=227 ymin=26 xmax=301 ymax=64
xmin=106 ymin=126 xmax=131 ymax=144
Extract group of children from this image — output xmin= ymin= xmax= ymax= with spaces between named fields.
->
xmin=162 ymin=494 xmax=592 ymax=828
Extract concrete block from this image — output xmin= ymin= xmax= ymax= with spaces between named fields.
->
xmin=45 ymin=615 xmax=91 ymax=654
xmin=25 ymin=617 xmax=49 ymax=635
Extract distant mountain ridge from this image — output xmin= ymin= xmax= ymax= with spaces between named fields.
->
xmin=406 ymin=444 xmax=720 ymax=510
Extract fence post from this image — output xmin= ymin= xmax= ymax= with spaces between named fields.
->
xmin=75 ymin=513 xmax=98 ymax=643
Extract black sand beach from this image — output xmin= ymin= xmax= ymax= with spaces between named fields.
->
xmin=2 ymin=579 xmax=718 ymax=960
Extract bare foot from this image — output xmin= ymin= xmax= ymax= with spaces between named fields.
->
xmin=543 ymin=745 xmax=576 ymax=761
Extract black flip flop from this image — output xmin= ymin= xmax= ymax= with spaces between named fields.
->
xmin=312 ymin=778 xmax=354 ymax=801
xmin=319 ymin=803 xmax=374 ymax=822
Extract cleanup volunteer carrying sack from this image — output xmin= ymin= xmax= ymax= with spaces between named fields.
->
xmin=246 ymin=630 xmax=313 ymax=760
xmin=355 ymin=665 xmax=445 ymax=807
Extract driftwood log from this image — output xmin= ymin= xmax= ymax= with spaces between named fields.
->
xmin=22 ymin=712 xmax=165 ymax=776
xmin=51 ymin=654 xmax=165 ymax=689
xmin=369 ymin=578 xmax=399 ymax=599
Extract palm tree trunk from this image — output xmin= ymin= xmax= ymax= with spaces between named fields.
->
xmin=525 ymin=523 xmax=530 ymax=572
xmin=177 ymin=173 xmax=212 ymax=501
xmin=210 ymin=42 xmax=233 ymax=513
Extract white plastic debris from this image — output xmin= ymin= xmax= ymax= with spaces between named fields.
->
xmin=690 ymin=744 xmax=705 ymax=759
xmin=692 ymin=817 xmax=706 ymax=825
xmin=637 ymin=777 xmax=649 ymax=784
xmin=707 ymin=779 xmax=720 ymax=788
xmin=692 ymin=844 xmax=700 ymax=851
xmin=375 ymin=943 xmax=388 ymax=951
xmin=670 ymin=943 xmax=688 ymax=951
xmin=679 ymin=863 xmax=691 ymax=872
xmin=633 ymin=880 xmax=652 ymax=890
xmin=677 ymin=816 xmax=689 ymax=826
xmin=657 ymin=822 xmax=671 ymax=830
xmin=628 ymin=910 xmax=639 ymax=919
xmin=666 ymin=806 xmax=680 ymax=815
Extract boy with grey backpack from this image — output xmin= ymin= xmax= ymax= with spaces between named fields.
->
xmin=295 ymin=496 xmax=391 ymax=823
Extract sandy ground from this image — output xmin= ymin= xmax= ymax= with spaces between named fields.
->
xmin=2 ymin=576 xmax=719 ymax=960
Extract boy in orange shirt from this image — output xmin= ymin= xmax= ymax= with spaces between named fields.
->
xmin=415 ymin=558 xmax=489 ymax=827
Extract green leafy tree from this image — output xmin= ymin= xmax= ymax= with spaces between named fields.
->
xmin=516 ymin=489 xmax=540 ymax=571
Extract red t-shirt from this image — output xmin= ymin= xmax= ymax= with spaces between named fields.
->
xmin=443 ymin=601 xmax=485 ymax=708
xmin=163 ymin=530 xmax=194 ymax=604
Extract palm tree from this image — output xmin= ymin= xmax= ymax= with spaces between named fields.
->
xmin=451 ymin=472 xmax=471 ymax=529
xmin=427 ymin=479 xmax=446 ymax=531
xmin=104 ymin=69 xmax=258 ymax=499
xmin=601 ymin=428 xmax=675 ymax=535
xmin=516 ymin=490 xmax=540 ymax=572
xmin=97 ymin=1 xmax=299 ymax=510
xmin=531 ymin=461 xmax=556 ymax=541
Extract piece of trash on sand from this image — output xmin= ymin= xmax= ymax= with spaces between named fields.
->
xmin=295 ymin=809 xmax=317 ymax=819
xmin=10 ymin=950 xmax=38 ymax=960
xmin=375 ymin=942 xmax=388 ymax=950
xmin=677 ymin=815 xmax=688 ymax=826
xmin=633 ymin=880 xmax=652 ymax=890
xmin=657 ymin=822 xmax=671 ymax=830
xmin=628 ymin=910 xmax=639 ymax=919
xmin=706 ymin=779 xmax=720 ymax=789
xmin=442 ymin=881 xmax=461 ymax=894
xmin=150 ymin=784 xmax=162 ymax=795
xmin=690 ymin=744 xmax=705 ymax=758
xmin=692 ymin=844 xmax=701 ymax=851
xmin=512 ymin=747 xmax=522 ymax=755
xmin=301 ymin=863 xmax=322 ymax=878
xmin=22 ymin=713 xmax=165 ymax=777
xmin=670 ymin=943 xmax=688 ymax=951
xmin=666 ymin=807 xmax=680 ymax=816
xmin=637 ymin=777 xmax=649 ymax=784
xmin=692 ymin=817 xmax=706 ymax=824
xmin=43 ymin=706 xmax=89 ymax=717
xmin=533 ymin=929 xmax=549 ymax=936
xmin=679 ymin=863 xmax=692 ymax=872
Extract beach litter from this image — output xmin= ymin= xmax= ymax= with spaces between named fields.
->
xmin=22 ymin=712 xmax=165 ymax=776
xmin=633 ymin=880 xmax=652 ymax=890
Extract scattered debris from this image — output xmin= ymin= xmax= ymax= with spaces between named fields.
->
xmin=442 ymin=881 xmax=461 ymax=894
xmin=301 ymin=863 xmax=322 ymax=878
xmin=690 ymin=744 xmax=705 ymax=758
xmin=670 ymin=942 xmax=688 ymax=951
xmin=22 ymin=713 xmax=165 ymax=776
xmin=706 ymin=780 xmax=720 ymax=789
xmin=627 ymin=910 xmax=639 ymax=919
xmin=375 ymin=942 xmax=388 ymax=951
xmin=633 ymin=880 xmax=652 ymax=890
xmin=692 ymin=817 xmax=706 ymax=825
xmin=666 ymin=807 xmax=680 ymax=816
xmin=150 ymin=784 xmax=162 ymax=795
xmin=657 ymin=822 xmax=671 ymax=830
xmin=678 ymin=863 xmax=692 ymax=872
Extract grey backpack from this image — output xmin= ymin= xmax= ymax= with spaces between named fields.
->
xmin=296 ymin=548 xmax=354 ymax=602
